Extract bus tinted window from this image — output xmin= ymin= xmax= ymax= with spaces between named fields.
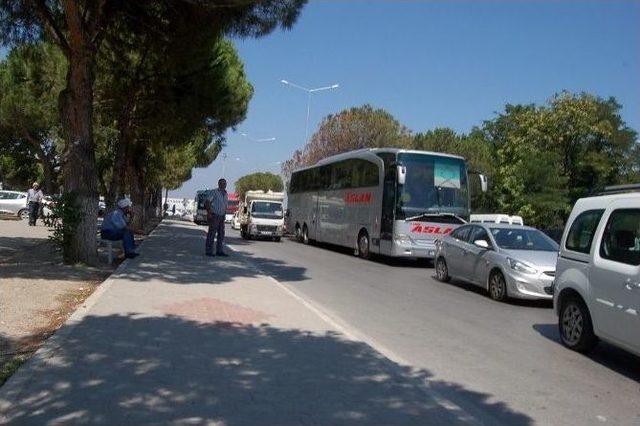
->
xmin=291 ymin=158 xmax=379 ymax=193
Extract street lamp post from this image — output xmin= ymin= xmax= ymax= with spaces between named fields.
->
xmin=241 ymin=133 xmax=277 ymax=143
xmin=280 ymin=79 xmax=339 ymax=142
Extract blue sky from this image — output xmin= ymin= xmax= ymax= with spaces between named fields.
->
xmin=3 ymin=2 xmax=639 ymax=197
xmin=177 ymin=0 xmax=639 ymax=197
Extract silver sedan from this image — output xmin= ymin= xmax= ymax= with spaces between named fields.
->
xmin=434 ymin=224 xmax=559 ymax=301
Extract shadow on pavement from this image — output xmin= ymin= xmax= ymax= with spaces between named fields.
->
xmin=532 ymin=324 xmax=640 ymax=382
xmin=429 ymin=276 xmax=553 ymax=309
xmin=0 ymin=236 xmax=110 ymax=282
xmin=0 ymin=236 xmax=49 ymax=262
xmin=115 ymin=224 xmax=309 ymax=284
xmin=1 ymin=314 xmax=533 ymax=425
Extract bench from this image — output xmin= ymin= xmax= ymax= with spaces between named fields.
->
xmin=100 ymin=239 xmax=114 ymax=265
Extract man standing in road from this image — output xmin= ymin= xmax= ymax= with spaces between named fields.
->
xmin=205 ymin=178 xmax=229 ymax=257
xmin=26 ymin=182 xmax=44 ymax=226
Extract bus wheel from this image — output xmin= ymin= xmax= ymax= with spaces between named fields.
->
xmin=302 ymin=224 xmax=310 ymax=245
xmin=295 ymin=224 xmax=303 ymax=243
xmin=357 ymin=230 xmax=370 ymax=260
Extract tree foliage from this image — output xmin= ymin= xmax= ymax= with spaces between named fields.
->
xmin=483 ymin=92 xmax=638 ymax=227
xmin=235 ymin=172 xmax=284 ymax=201
xmin=281 ymin=104 xmax=411 ymax=180
xmin=0 ymin=43 xmax=66 ymax=193
xmin=0 ymin=0 xmax=307 ymax=264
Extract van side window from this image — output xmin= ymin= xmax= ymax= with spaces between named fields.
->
xmin=599 ymin=209 xmax=640 ymax=266
xmin=565 ymin=209 xmax=605 ymax=254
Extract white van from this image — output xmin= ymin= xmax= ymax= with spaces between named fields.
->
xmin=470 ymin=214 xmax=524 ymax=226
xmin=553 ymin=184 xmax=640 ymax=356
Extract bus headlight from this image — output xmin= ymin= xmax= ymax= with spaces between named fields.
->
xmin=395 ymin=233 xmax=411 ymax=245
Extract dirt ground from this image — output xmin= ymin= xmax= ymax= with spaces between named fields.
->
xmin=0 ymin=219 xmax=114 ymax=383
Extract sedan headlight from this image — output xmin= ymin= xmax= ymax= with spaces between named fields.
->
xmin=507 ymin=257 xmax=537 ymax=275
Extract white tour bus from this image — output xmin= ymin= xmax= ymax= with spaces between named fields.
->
xmin=287 ymin=148 xmax=486 ymax=259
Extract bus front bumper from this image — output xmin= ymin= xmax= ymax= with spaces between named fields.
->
xmin=390 ymin=239 xmax=437 ymax=259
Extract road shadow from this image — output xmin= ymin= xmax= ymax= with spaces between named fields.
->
xmin=283 ymin=237 xmax=432 ymax=269
xmin=429 ymin=276 xmax=553 ymax=309
xmin=532 ymin=324 xmax=640 ymax=382
xmin=114 ymin=223 xmax=309 ymax=285
xmin=1 ymin=314 xmax=533 ymax=425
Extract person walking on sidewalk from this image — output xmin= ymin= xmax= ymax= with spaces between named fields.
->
xmin=101 ymin=198 xmax=140 ymax=259
xmin=205 ymin=178 xmax=229 ymax=257
xmin=26 ymin=182 xmax=44 ymax=226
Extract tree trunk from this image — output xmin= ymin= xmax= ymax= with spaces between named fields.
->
xmin=60 ymin=49 xmax=99 ymax=265
xmin=128 ymin=159 xmax=145 ymax=231
xmin=41 ymin=157 xmax=57 ymax=195
xmin=107 ymin=99 xmax=137 ymax=208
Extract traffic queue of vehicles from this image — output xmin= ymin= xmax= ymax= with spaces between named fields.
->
xmin=196 ymin=148 xmax=639 ymax=359
xmin=282 ymin=148 xmax=639 ymax=359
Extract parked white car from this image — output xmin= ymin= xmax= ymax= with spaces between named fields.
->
xmin=0 ymin=190 xmax=29 ymax=220
xmin=553 ymin=184 xmax=640 ymax=356
xmin=231 ymin=211 xmax=241 ymax=230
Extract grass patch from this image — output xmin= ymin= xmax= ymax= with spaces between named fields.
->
xmin=0 ymin=354 xmax=31 ymax=387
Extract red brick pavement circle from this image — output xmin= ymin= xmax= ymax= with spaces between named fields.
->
xmin=158 ymin=297 xmax=272 ymax=325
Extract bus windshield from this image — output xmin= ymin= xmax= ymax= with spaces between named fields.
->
xmin=251 ymin=201 xmax=283 ymax=219
xmin=395 ymin=153 xmax=469 ymax=219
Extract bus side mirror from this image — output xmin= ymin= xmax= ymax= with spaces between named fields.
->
xmin=479 ymin=174 xmax=488 ymax=193
xmin=397 ymin=165 xmax=407 ymax=185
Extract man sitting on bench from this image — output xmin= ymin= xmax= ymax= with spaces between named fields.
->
xmin=101 ymin=198 xmax=139 ymax=259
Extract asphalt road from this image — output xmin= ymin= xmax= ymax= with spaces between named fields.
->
xmin=226 ymin=228 xmax=640 ymax=425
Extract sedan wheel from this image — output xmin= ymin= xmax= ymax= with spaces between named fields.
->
xmin=559 ymin=297 xmax=597 ymax=353
xmin=19 ymin=209 xmax=30 ymax=221
xmin=436 ymin=257 xmax=450 ymax=282
xmin=488 ymin=271 xmax=508 ymax=302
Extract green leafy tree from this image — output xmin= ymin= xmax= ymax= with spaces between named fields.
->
xmin=481 ymin=93 xmax=638 ymax=227
xmin=282 ymin=104 xmax=411 ymax=181
xmin=235 ymin=172 xmax=284 ymax=201
xmin=0 ymin=43 xmax=66 ymax=194
xmin=0 ymin=153 xmax=41 ymax=190
xmin=1 ymin=0 xmax=306 ymax=263
xmin=94 ymin=32 xmax=252 ymax=229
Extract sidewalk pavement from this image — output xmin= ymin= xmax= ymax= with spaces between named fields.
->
xmin=0 ymin=221 xmax=477 ymax=425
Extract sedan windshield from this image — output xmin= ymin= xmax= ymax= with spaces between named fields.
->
xmin=252 ymin=202 xmax=283 ymax=219
xmin=490 ymin=228 xmax=559 ymax=251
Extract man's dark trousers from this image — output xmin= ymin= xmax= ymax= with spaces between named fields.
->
xmin=206 ymin=214 xmax=225 ymax=255
xmin=101 ymin=228 xmax=135 ymax=254
xmin=28 ymin=202 xmax=39 ymax=226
